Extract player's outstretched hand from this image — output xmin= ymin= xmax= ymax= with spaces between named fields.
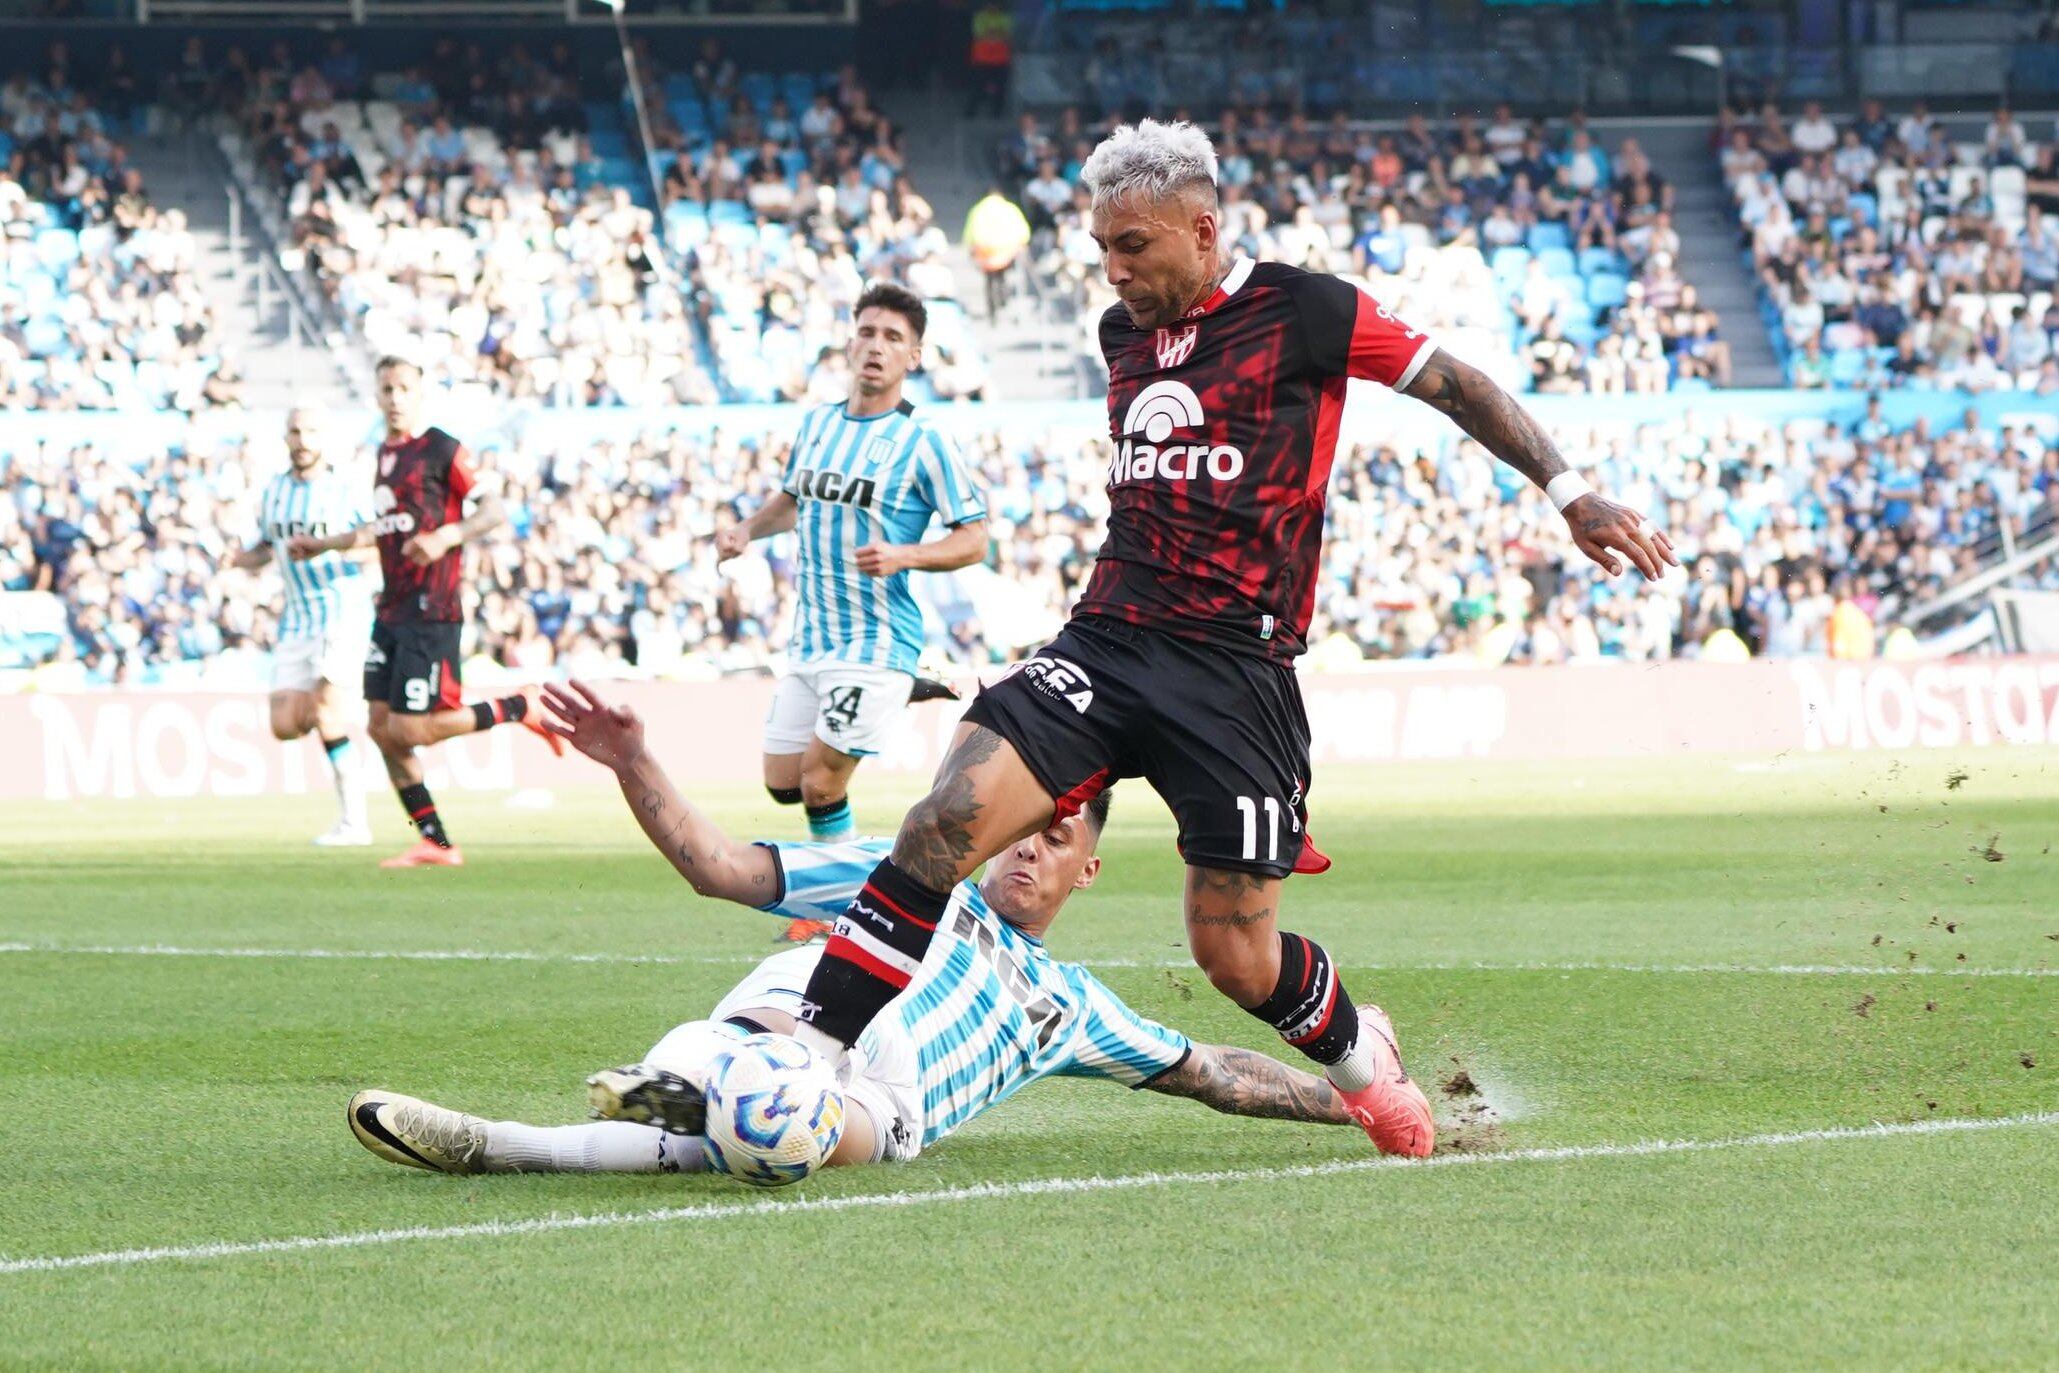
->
xmin=853 ymin=542 xmax=909 ymax=577
xmin=540 ymin=679 xmax=645 ymax=774
xmin=1562 ymin=493 xmax=1679 ymax=580
xmin=284 ymin=535 xmax=323 ymax=562
xmin=713 ymin=525 xmax=749 ymax=563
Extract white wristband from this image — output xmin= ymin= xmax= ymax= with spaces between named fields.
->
xmin=1544 ymin=472 xmax=1593 ymax=512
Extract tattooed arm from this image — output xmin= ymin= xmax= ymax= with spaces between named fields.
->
xmin=1401 ymin=350 xmax=1678 ymax=580
xmin=1145 ymin=1044 xmax=1353 ymax=1125
xmin=539 ymin=680 xmax=777 ymax=905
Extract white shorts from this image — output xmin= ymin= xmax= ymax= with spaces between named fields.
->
xmin=647 ymin=946 xmax=925 ymax=1163
xmin=272 ymin=603 xmax=373 ymax=695
xmin=762 ymin=658 xmax=914 ymax=759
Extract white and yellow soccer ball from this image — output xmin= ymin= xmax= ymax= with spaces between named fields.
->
xmin=701 ymin=1033 xmax=846 ymax=1188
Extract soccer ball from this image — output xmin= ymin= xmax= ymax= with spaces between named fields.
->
xmin=701 ymin=1033 xmax=846 ymax=1188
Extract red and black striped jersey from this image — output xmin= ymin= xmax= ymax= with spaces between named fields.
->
xmin=1077 ymin=259 xmax=1436 ymax=660
xmin=370 ymin=426 xmax=476 ymax=625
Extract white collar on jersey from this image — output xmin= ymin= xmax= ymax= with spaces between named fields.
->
xmin=1186 ymin=257 xmax=1255 ymax=319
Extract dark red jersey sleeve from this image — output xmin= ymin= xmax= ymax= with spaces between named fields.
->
xmin=446 ymin=442 xmax=477 ymax=500
xmin=1286 ymin=270 xmax=1438 ymax=390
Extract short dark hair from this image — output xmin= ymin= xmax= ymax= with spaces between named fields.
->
xmin=1082 ymin=788 xmax=1113 ymax=840
xmin=375 ymin=355 xmax=422 ymax=379
xmin=854 ymin=282 xmax=926 ymax=341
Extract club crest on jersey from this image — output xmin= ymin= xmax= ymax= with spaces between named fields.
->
xmin=1109 ymin=380 xmax=1245 ymax=487
xmin=1153 ymin=324 xmax=1198 ymax=371
xmin=379 ymin=449 xmax=395 ymax=477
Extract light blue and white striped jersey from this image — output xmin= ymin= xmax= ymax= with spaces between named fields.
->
xmin=257 ymin=466 xmax=374 ymax=638
xmin=756 ymin=839 xmax=1190 ymax=1146
xmin=782 ymin=402 xmax=985 ymax=674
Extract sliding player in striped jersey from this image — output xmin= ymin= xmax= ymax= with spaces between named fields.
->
xmin=715 ymin=284 xmax=987 ymax=875
xmin=348 ymin=681 xmax=1363 ymax=1179
xmin=221 ymin=409 xmax=376 ymax=846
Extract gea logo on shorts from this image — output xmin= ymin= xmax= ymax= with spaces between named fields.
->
xmin=998 ymin=655 xmax=1095 ymax=715
xmin=1109 ymin=380 xmax=1246 ymax=487
xmin=370 ymin=484 xmax=416 ymax=536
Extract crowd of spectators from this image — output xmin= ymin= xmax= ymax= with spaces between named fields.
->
xmin=1007 ymin=103 xmax=1729 ymax=397
xmin=2 ymin=43 xmax=236 ymax=412
xmin=1722 ymin=99 xmax=2059 ymax=393
xmin=9 ymin=400 xmax=2053 ymax=685
xmin=214 ymin=36 xmax=982 ymax=406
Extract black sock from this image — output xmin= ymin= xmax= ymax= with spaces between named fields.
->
xmin=397 ymin=781 xmax=451 ymax=848
xmin=798 ymin=857 xmax=949 ymax=1047
xmin=1248 ymin=932 xmax=1362 ymax=1067
xmin=470 ymin=694 xmax=528 ymax=732
xmin=767 ymin=786 xmax=803 ymax=806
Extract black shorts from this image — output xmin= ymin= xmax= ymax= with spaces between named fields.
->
xmin=364 ymin=620 xmax=464 ymax=714
xmin=963 ymin=615 xmax=1326 ymax=879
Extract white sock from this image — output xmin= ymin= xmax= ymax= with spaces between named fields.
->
xmin=481 ymin=1121 xmax=707 ymax=1173
xmin=1325 ymin=1034 xmax=1378 ymax=1094
xmin=322 ymin=736 xmax=365 ymax=826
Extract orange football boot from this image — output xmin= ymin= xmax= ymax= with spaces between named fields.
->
xmin=380 ymin=838 xmax=466 ymax=869
xmin=778 ymin=918 xmax=834 ymax=944
xmin=1334 ymin=1004 xmax=1435 ymax=1158
xmin=516 ymin=684 xmax=565 ymax=756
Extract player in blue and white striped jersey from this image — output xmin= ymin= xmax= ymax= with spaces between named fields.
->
xmin=221 ymin=409 xmax=378 ymax=846
xmin=716 ymin=284 xmax=988 ymax=854
xmin=347 ymin=681 xmax=1358 ymax=1180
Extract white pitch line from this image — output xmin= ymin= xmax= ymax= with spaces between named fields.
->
xmin=1 ymin=942 xmax=2054 ymax=977
xmin=3 ymin=1112 xmax=2052 ymax=1278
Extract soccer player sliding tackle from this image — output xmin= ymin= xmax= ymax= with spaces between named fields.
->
xmin=348 ymin=681 xmax=1355 ymax=1178
xmin=782 ymin=120 xmax=1679 ymax=1157
xmin=713 ymin=284 xmax=987 ymax=939
xmin=287 ymin=357 xmax=563 ymax=868
xmin=218 ymin=408 xmax=376 ymax=846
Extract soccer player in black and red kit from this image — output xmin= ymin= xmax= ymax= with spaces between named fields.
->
xmin=290 ymin=357 xmax=561 ymax=868
xmin=775 ymin=121 xmax=1678 ymax=1156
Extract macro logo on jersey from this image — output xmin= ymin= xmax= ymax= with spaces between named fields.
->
xmin=1108 ymin=380 xmax=1246 ymax=488
xmin=994 ymin=654 xmax=1095 ymax=715
xmin=1154 ymin=323 xmax=1198 ymax=370
xmin=369 ymin=483 xmax=416 ymax=537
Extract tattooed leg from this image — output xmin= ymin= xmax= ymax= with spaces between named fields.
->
xmin=890 ymin=722 xmax=1055 ymax=891
xmin=797 ymin=723 xmax=1055 ymax=1049
xmin=1185 ymin=865 xmax=1381 ymax=1089
xmin=1184 ymin=865 xmax=1283 ymax=1007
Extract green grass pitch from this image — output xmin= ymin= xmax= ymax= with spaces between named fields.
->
xmin=2 ymin=750 xmax=2055 ymax=1369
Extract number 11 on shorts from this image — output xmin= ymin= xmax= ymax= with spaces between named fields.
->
xmin=1236 ymin=795 xmax=1282 ymax=864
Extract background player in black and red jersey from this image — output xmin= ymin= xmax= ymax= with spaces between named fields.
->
xmin=711 ymin=119 xmax=1677 ymax=1158
xmin=290 ymin=356 xmax=561 ymax=869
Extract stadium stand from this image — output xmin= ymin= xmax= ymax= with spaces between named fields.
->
xmin=1009 ymin=104 xmax=1730 ymax=397
xmin=212 ymin=37 xmax=981 ymax=406
xmin=1 ymin=46 xmax=234 ymax=412
xmin=1721 ymin=99 xmax=2059 ymax=392
xmin=9 ymin=401 xmax=2053 ymax=684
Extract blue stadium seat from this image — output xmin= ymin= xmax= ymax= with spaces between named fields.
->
xmin=1537 ymin=247 xmax=1577 ymax=280
xmin=1577 ymin=246 xmax=1622 ymax=277
xmin=1849 ymin=192 xmax=1877 ymax=228
xmin=23 ymin=317 xmax=69 ymax=357
xmin=588 ymin=129 xmax=628 ymax=159
xmin=1491 ymin=246 xmax=1531 ymax=282
xmin=662 ymin=74 xmax=699 ymax=103
xmin=35 ymin=229 xmax=80 ymax=269
xmin=1527 ymin=222 xmax=1572 ymax=254
xmin=1585 ymin=274 xmax=1629 ymax=309
xmin=1828 ymin=348 xmax=1868 ymax=385
xmin=708 ymin=199 xmax=752 ymax=226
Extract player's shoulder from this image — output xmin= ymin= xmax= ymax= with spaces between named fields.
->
xmin=419 ymin=426 xmax=464 ymax=460
xmin=1246 ymin=259 xmax=1356 ymax=308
